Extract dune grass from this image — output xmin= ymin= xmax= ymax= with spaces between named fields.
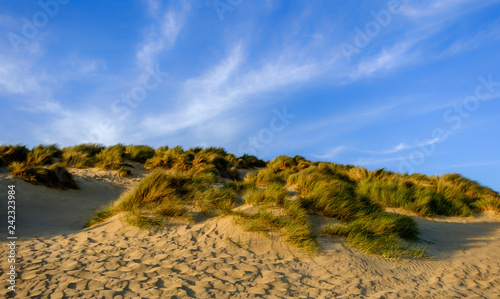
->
xmin=62 ymin=144 xmax=104 ymax=168
xmin=2 ymin=143 xmax=499 ymax=257
xmin=234 ymin=154 xmax=268 ymax=169
xmin=77 ymin=149 xmax=499 ymax=257
xmin=26 ymin=144 xmax=62 ymax=166
xmin=95 ymin=144 xmax=132 ymax=176
xmin=1 ymin=144 xmax=78 ymax=189
xmin=84 ymin=168 xmax=235 ymax=228
xmin=236 ymin=183 xmax=318 ymax=252
xmin=9 ymin=162 xmax=79 ymax=190
xmin=0 ymin=144 xmax=29 ymax=165
xmin=125 ymin=145 xmax=156 ymax=163
xmin=354 ymin=170 xmax=500 ymax=216
xmin=279 ymin=162 xmax=420 ymax=256
xmin=144 ymin=146 xmax=265 ymax=180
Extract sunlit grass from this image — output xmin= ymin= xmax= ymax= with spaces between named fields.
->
xmin=9 ymin=162 xmax=79 ymax=190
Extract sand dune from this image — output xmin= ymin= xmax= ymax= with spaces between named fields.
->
xmin=1 ymin=168 xmax=500 ymax=298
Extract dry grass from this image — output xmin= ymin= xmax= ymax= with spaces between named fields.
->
xmin=9 ymin=162 xmax=79 ymax=190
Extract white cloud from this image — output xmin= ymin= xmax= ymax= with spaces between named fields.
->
xmin=143 ymin=0 xmax=162 ymax=16
xmin=440 ymin=21 xmax=500 ymax=56
xmin=403 ymin=0 xmax=476 ymax=18
xmin=354 ymin=156 xmax=406 ymax=166
xmin=315 ymin=143 xmax=409 ymax=160
xmin=34 ymin=106 xmax=123 ymax=146
xmin=350 ymin=41 xmax=419 ymax=79
xmin=0 ymin=55 xmax=45 ymax=95
xmin=315 ymin=135 xmax=448 ymax=160
xmin=298 ymin=98 xmax=405 ymax=137
xmin=136 ymin=3 xmax=189 ymax=70
xmin=442 ymin=160 xmax=500 ymax=169
xmin=138 ymin=44 xmax=325 ymax=142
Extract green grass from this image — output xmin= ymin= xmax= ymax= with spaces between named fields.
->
xmin=79 ymin=149 xmax=500 ymax=258
xmin=324 ymin=221 xmax=425 ymax=258
xmin=85 ymin=168 xmax=233 ymax=228
xmin=283 ymin=161 xmax=422 ymax=257
xmin=62 ymin=144 xmax=104 ymax=168
xmin=243 ymin=183 xmax=287 ymax=206
xmin=237 ymin=181 xmax=318 ymax=252
xmin=62 ymin=149 xmax=94 ymax=168
xmin=95 ymin=144 xmax=132 ymax=176
xmin=2 ymin=143 xmax=499 ymax=258
xmin=125 ymin=145 xmax=155 ymax=163
xmin=234 ymin=202 xmax=318 ymax=253
xmin=355 ymin=173 xmax=491 ymax=217
xmin=234 ymin=154 xmax=267 ymax=168
xmin=9 ymin=162 xmax=79 ymax=190
xmin=144 ymin=146 xmax=264 ymax=181
xmin=26 ymin=144 xmax=62 ymax=166
xmin=70 ymin=143 xmax=105 ymax=157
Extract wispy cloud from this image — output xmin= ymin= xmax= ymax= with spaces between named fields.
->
xmin=315 ymin=135 xmax=448 ymax=160
xmin=136 ymin=2 xmax=189 ymax=70
xmin=137 ymin=44 xmax=326 ymax=142
xmin=350 ymin=40 xmax=420 ymax=79
xmin=298 ymin=98 xmax=406 ymax=137
xmin=0 ymin=55 xmax=45 ymax=95
xmin=315 ymin=143 xmax=409 ymax=160
xmin=440 ymin=19 xmax=500 ymax=56
xmin=35 ymin=107 xmax=122 ymax=145
xmin=354 ymin=156 xmax=406 ymax=166
xmin=142 ymin=0 xmax=162 ymax=16
xmin=403 ymin=0 xmax=480 ymax=18
xmin=441 ymin=160 xmax=500 ymax=169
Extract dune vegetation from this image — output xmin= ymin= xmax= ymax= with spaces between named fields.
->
xmin=2 ymin=143 xmax=499 ymax=257
xmin=1 ymin=144 xmax=78 ymax=190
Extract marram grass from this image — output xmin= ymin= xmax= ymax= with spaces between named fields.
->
xmin=3 ymin=144 xmax=494 ymax=258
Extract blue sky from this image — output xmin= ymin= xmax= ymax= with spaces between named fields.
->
xmin=1 ymin=0 xmax=500 ymax=191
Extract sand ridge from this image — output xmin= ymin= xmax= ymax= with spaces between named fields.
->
xmin=1 ymin=168 xmax=500 ymax=298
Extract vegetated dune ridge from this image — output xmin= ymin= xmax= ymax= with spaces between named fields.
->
xmin=0 ymin=168 xmax=499 ymax=298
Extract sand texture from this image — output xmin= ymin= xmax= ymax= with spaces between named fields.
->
xmin=1 ymin=168 xmax=500 ymax=298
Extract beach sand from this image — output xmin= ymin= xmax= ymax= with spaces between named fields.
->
xmin=1 ymin=168 xmax=499 ymax=298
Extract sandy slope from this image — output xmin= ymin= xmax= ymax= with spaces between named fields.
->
xmin=1 ymin=168 xmax=500 ymax=298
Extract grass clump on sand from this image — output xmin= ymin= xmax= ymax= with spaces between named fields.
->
xmin=1 ymin=144 xmax=78 ymax=189
xmin=236 ymin=183 xmax=318 ymax=253
xmin=62 ymin=143 xmax=104 ymax=168
xmin=261 ymin=160 xmax=423 ymax=257
xmin=85 ymin=168 xmax=236 ymax=228
xmin=95 ymin=144 xmax=132 ymax=176
xmin=354 ymin=170 xmax=500 ymax=216
xmin=125 ymin=145 xmax=156 ymax=163
xmin=144 ymin=146 xmax=265 ymax=180
xmin=323 ymin=215 xmax=424 ymax=258
xmin=9 ymin=162 xmax=79 ymax=190
xmin=62 ymin=143 xmax=141 ymax=174
xmin=26 ymin=144 xmax=63 ymax=166
xmin=0 ymin=144 xmax=29 ymax=165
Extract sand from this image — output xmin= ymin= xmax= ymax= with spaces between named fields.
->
xmin=1 ymin=167 xmax=500 ymax=298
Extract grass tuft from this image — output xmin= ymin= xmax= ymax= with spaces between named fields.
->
xmin=0 ymin=144 xmax=29 ymax=165
xmin=86 ymin=168 xmax=234 ymax=228
xmin=9 ymin=162 xmax=79 ymax=190
xmin=27 ymin=144 xmax=62 ymax=166
xmin=125 ymin=145 xmax=156 ymax=163
xmin=95 ymin=144 xmax=132 ymax=176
